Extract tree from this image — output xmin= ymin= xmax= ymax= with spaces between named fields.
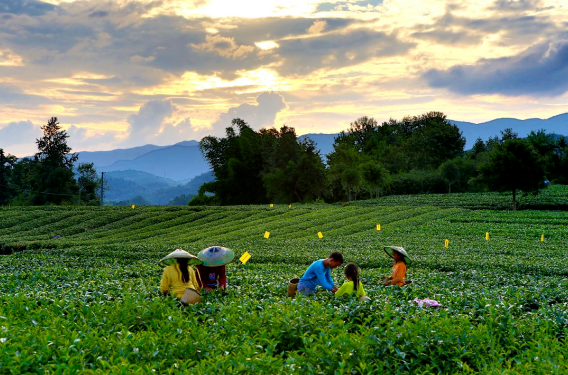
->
xmin=439 ymin=160 xmax=460 ymax=193
xmin=76 ymin=163 xmax=100 ymax=205
xmin=262 ymin=130 xmax=327 ymax=203
xmin=359 ymin=161 xmax=391 ymax=198
xmin=200 ymin=118 xmax=265 ymax=205
xmin=32 ymin=117 xmax=79 ymax=205
xmin=341 ymin=168 xmax=361 ymax=202
xmin=469 ymin=138 xmax=487 ymax=159
xmin=189 ymin=182 xmax=217 ymax=206
xmin=199 ymin=119 xmax=326 ymax=205
xmin=404 ymin=112 xmax=466 ymax=170
xmin=169 ymin=194 xmax=193 ymax=205
xmin=476 ymin=139 xmax=545 ymax=211
xmin=35 ymin=117 xmax=78 ymax=169
xmin=8 ymin=158 xmax=36 ymax=205
xmin=0 ymin=149 xmax=17 ymax=205
xmin=293 ymin=139 xmax=327 ymax=202
xmin=327 ymin=143 xmax=362 ymax=201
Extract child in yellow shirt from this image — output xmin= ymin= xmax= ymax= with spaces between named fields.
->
xmin=335 ymin=262 xmax=367 ymax=300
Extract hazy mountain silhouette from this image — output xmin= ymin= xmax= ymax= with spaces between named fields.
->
xmin=78 ymin=113 xmax=567 ymax=204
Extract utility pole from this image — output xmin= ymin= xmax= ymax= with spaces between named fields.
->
xmin=100 ymin=172 xmax=105 ymax=206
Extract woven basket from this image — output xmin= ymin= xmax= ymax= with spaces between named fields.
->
xmin=180 ymin=288 xmax=201 ymax=305
xmin=287 ymin=278 xmax=299 ymax=297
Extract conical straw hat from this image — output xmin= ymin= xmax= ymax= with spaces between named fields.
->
xmin=197 ymin=246 xmax=235 ymax=267
xmin=383 ymin=246 xmax=410 ymax=259
xmin=159 ymin=249 xmax=202 ymax=267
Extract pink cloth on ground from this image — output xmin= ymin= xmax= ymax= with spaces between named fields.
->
xmin=413 ymin=298 xmax=441 ymax=308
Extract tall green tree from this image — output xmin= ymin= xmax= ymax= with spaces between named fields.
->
xmin=403 ymin=112 xmax=466 ymax=170
xmin=439 ymin=160 xmax=460 ymax=194
xmin=476 ymin=139 xmax=545 ymax=211
xmin=327 ymin=143 xmax=362 ymax=201
xmin=341 ymin=168 xmax=361 ymax=202
xmin=359 ymin=161 xmax=391 ymax=198
xmin=32 ymin=117 xmax=79 ymax=205
xmin=261 ymin=130 xmax=326 ymax=203
xmin=200 ymin=118 xmax=265 ymax=205
xmin=0 ymin=149 xmax=17 ymax=205
xmin=76 ymin=163 xmax=101 ymax=205
xmin=199 ymin=119 xmax=326 ymax=205
xmin=8 ymin=158 xmax=36 ymax=205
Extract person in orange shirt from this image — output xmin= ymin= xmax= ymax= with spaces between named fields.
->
xmin=382 ymin=246 xmax=409 ymax=286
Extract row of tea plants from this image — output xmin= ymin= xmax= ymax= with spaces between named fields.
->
xmin=1 ymin=194 xmax=568 ymax=373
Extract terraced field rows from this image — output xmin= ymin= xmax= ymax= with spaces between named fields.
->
xmin=1 ymin=196 xmax=568 ymax=373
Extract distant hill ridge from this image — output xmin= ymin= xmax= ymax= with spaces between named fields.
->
xmin=77 ymin=113 xmax=567 ymax=184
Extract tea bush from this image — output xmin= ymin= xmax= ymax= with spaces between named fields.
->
xmin=1 ymin=195 xmax=568 ymax=373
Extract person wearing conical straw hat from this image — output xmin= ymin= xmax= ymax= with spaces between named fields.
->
xmin=196 ymin=246 xmax=235 ymax=291
xmin=159 ymin=249 xmax=202 ymax=303
xmin=382 ymin=246 xmax=410 ymax=287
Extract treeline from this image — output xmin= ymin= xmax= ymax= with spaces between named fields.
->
xmin=193 ymin=112 xmax=568 ymax=209
xmin=0 ymin=117 xmax=101 ymax=206
xmin=191 ymin=119 xmax=325 ymax=205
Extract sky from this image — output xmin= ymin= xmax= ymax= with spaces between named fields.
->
xmin=1 ymin=0 xmax=567 ymax=156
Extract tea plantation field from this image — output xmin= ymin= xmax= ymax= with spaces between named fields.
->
xmin=1 ymin=191 xmax=568 ymax=373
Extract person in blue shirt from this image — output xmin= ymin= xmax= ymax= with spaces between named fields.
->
xmin=297 ymin=251 xmax=344 ymax=295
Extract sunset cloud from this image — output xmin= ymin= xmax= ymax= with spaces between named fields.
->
xmin=1 ymin=0 xmax=567 ymax=156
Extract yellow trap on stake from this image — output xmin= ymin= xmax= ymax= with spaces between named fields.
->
xmin=240 ymin=252 xmax=251 ymax=265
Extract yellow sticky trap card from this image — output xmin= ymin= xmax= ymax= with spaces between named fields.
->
xmin=485 ymin=232 xmax=489 ymax=241
xmin=317 ymin=232 xmax=323 ymax=239
xmin=131 ymin=205 xmax=135 ymax=209
xmin=444 ymin=239 xmax=449 ymax=248
xmin=377 ymin=224 xmax=381 ymax=231
xmin=541 ymin=234 xmax=545 ymax=242
xmin=240 ymin=252 xmax=251 ymax=264
xmin=264 ymin=231 xmax=270 ymax=239
xmin=270 ymin=204 xmax=274 ymax=208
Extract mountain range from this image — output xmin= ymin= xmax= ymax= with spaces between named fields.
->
xmin=76 ymin=113 xmax=567 ymax=205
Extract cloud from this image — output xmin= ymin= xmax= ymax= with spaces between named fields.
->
xmin=423 ymin=41 xmax=568 ymax=96
xmin=315 ymin=0 xmax=384 ymax=13
xmin=122 ymin=100 xmax=209 ymax=145
xmin=66 ymin=125 xmax=121 ymax=152
xmin=127 ymin=99 xmax=175 ymax=141
xmin=211 ymin=92 xmax=287 ymax=131
xmin=0 ymin=84 xmax=49 ymax=106
xmin=408 ymin=4 xmax=557 ymax=47
xmin=489 ymin=0 xmax=547 ymax=12
xmin=0 ymin=120 xmax=42 ymax=146
xmin=156 ymin=118 xmax=200 ymax=143
xmin=307 ymin=20 xmax=327 ymax=34
xmin=0 ymin=0 xmax=57 ymax=16
xmin=120 ymin=93 xmax=287 ymax=146
xmin=276 ymin=29 xmax=414 ymax=75
xmin=191 ymin=34 xmax=255 ymax=59
xmin=88 ymin=10 xmax=109 ymax=18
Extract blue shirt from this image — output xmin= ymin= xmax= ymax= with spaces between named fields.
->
xmin=299 ymin=260 xmax=335 ymax=291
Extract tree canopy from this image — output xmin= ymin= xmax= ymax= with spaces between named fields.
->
xmin=196 ymin=119 xmax=327 ymax=205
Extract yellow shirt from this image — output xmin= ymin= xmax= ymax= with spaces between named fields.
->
xmin=160 ymin=264 xmax=200 ymax=298
xmin=390 ymin=261 xmax=407 ymax=286
xmin=335 ymin=280 xmax=366 ymax=298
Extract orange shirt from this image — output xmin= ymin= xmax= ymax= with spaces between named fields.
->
xmin=390 ymin=261 xmax=406 ymax=286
